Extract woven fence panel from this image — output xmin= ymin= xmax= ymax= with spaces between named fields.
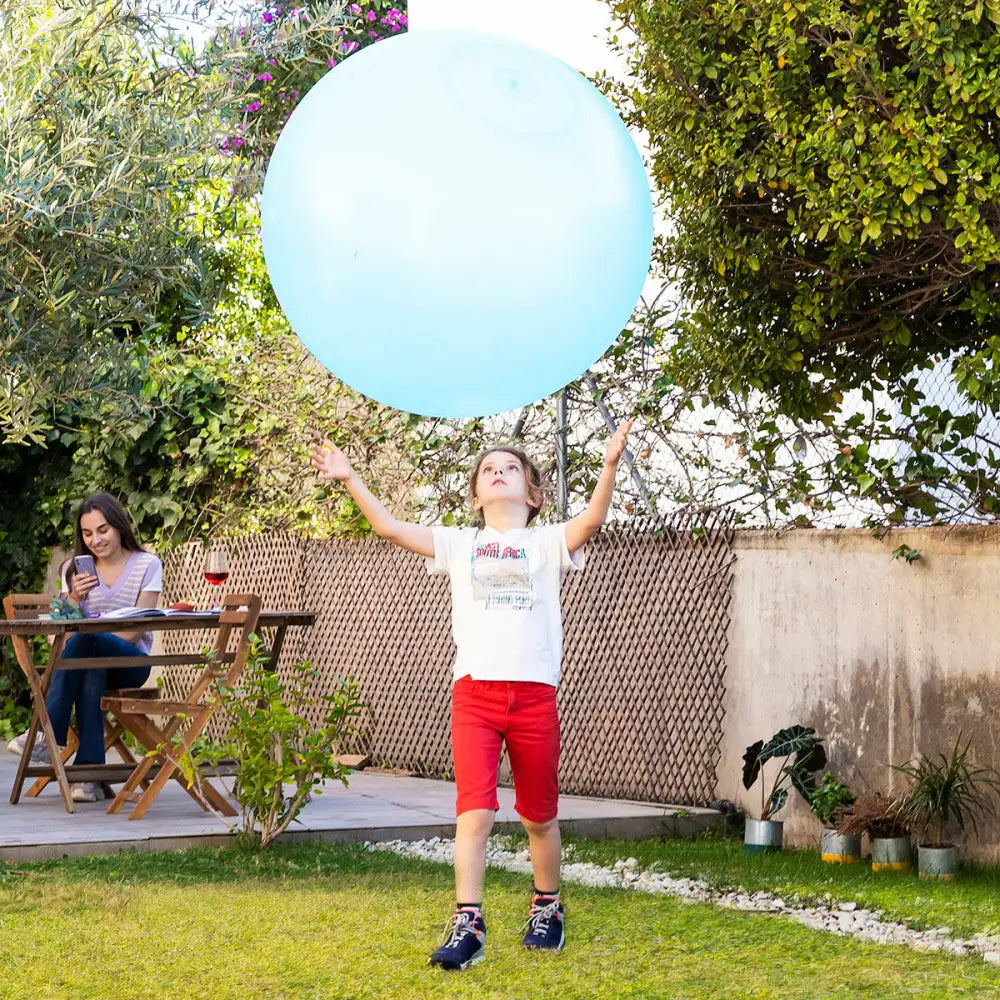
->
xmin=301 ymin=538 xmax=455 ymax=775
xmin=159 ymin=534 xmax=309 ymax=738
xmin=558 ymin=514 xmax=734 ymax=803
xmin=162 ymin=517 xmax=733 ymax=805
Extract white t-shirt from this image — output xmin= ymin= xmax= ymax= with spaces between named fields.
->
xmin=426 ymin=523 xmax=585 ymax=687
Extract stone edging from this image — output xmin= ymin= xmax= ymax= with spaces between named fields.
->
xmin=367 ymin=837 xmax=1000 ymax=964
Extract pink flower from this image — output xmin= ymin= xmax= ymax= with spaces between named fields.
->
xmin=233 ymin=136 xmax=246 ymax=147
xmin=368 ymin=29 xmax=377 ymax=36
xmin=327 ymin=55 xmax=338 ymax=68
xmin=247 ymin=101 xmax=262 ymax=112
xmin=257 ymin=72 xmax=273 ymax=81
xmin=342 ymin=40 xmax=359 ymax=54
xmin=365 ymin=9 xmax=376 ymax=20
xmin=267 ymin=58 xmax=276 ymax=65
xmin=349 ymin=3 xmax=361 ymax=12
xmin=262 ymin=10 xmax=274 ymax=23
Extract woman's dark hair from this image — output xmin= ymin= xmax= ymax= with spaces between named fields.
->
xmin=66 ymin=492 xmax=143 ymax=587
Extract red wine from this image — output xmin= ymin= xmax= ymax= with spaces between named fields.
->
xmin=204 ymin=572 xmax=229 ymax=586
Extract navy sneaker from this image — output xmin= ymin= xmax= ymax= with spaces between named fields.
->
xmin=429 ymin=909 xmax=486 ymax=970
xmin=522 ymin=896 xmax=565 ymax=951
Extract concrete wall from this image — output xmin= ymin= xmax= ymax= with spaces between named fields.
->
xmin=719 ymin=526 xmax=1000 ymax=860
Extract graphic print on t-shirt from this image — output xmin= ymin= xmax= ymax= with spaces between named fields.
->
xmin=470 ymin=536 xmax=533 ymax=610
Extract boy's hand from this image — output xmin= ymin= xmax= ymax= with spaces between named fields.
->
xmin=311 ymin=439 xmax=354 ymax=481
xmin=604 ymin=419 xmax=634 ymax=469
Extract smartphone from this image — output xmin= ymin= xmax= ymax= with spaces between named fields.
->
xmin=73 ymin=554 xmax=97 ymax=577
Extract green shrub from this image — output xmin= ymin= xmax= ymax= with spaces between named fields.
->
xmin=180 ymin=640 xmax=364 ymax=849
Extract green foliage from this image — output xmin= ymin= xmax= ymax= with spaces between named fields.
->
xmin=742 ymin=725 xmax=827 ymax=819
xmin=0 ymin=0 xmax=246 ymax=445
xmin=0 ymin=0 xmax=412 ymax=718
xmin=0 ymin=698 xmax=31 ymax=746
xmin=893 ymin=733 xmax=1000 ymax=848
xmin=612 ymin=0 xmax=1000 ymax=409
xmin=891 ymin=543 xmax=923 ymax=563
xmin=809 ymin=772 xmax=856 ymax=827
xmin=181 ymin=639 xmax=364 ymax=849
xmin=606 ymin=0 xmax=1000 ymax=523
xmin=219 ymin=0 xmax=407 ymax=168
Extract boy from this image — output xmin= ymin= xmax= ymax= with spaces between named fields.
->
xmin=310 ymin=421 xmax=632 ymax=968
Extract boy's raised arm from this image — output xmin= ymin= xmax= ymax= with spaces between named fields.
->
xmin=564 ymin=419 xmax=633 ymax=556
xmin=310 ymin=440 xmax=434 ymax=558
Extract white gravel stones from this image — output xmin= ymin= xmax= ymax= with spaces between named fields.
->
xmin=366 ymin=836 xmax=1000 ymax=963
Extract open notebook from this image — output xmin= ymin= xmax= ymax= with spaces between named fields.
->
xmin=100 ymin=607 xmax=209 ymax=619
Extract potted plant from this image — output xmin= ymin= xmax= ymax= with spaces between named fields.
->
xmin=837 ymin=792 xmax=912 ymax=871
xmin=892 ymin=734 xmax=1000 ymax=880
xmin=742 ymin=725 xmax=826 ymax=854
xmin=809 ymin=773 xmax=858 ymax=863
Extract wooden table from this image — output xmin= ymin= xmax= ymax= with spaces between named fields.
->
xmin=0 ymin=610 xmax=316 ymax=814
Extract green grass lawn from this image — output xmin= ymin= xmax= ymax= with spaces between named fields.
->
xmin=2 ymin=842 xmax=1000 ymax=1000
xmin=554 ymin=828 xmax=1000 ymax=939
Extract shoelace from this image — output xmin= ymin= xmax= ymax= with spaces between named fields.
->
xmin=441 ymin=911 xmax=479 ymax=948
xmin=522 ymin=900 xmax=561 ymax=938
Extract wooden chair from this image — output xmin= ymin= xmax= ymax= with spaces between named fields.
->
xmin=2 ymin=593 xmax=145 ymax=801
xmin=101 ymin=593 xmax=262 ymax=820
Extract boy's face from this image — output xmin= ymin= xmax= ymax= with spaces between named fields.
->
xmin=473 ymin=451 xmax=540 ymax=518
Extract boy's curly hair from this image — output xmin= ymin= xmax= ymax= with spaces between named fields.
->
xmin=467 ymin=445 xmax=545 ymax=528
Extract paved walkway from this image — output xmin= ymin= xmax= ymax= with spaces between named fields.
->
xmin=0 ymin=754 xmax=721 ymax=862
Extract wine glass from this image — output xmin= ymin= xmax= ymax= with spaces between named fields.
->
xmin=204 ymin=549 xmax=229 ymax=588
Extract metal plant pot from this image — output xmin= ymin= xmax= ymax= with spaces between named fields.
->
xmin=744 ymin=818 xmax=783 ymax=855
xmin=871 ymin=836 xmax=912 ymax=872
xmin=918 ymin=844 xmax=959 ymax=880
xmin=820 ymin=828 xmax=862 ymax=863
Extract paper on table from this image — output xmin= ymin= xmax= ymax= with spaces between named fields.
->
xmin=100 ymin=607 xmax=207 ymax=619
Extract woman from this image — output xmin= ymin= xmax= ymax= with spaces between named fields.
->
xmin=10 ymin=492 xmax=162 ymax=803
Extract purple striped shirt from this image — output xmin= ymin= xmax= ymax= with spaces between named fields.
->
xmin=74 ymin=550 xmax=163 ymax=654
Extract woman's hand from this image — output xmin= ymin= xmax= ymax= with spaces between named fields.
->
xmin=604 ymin=419 xmax=634 ymax=469
xmin=68 ymin=573 xmax=98 ymax=606
xmin=311 ymin=439 xmax=354 ymax=482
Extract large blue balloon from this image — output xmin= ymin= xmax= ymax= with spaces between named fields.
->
xmin=261 ymin=29 xmax=653 ymax=418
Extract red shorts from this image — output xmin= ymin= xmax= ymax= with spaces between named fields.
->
xmin=451 ymin=675 xmax=560 ymax=823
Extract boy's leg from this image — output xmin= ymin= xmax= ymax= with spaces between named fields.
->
xmin=505 ymin=682 xmax=565 ymax=950
xmin=455 ymin=809 xmax=495 ymax=903
xmin=450 ymin=676 xmax=506 ymax=897
xmin=430 ymin=677 xmax=504 ymax=970
xmin=520 ymin=815 xmax=561 ymax=895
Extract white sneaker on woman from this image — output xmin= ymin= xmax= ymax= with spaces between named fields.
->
xmin=7 ymin=730 xmax=39 ymax=755
xmin=7 ymin=731 xmax=51 ymax=761
xmin=71 ymin=782 xmax=101 ymax=803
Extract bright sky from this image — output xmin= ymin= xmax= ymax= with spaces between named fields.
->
xmin=409 ymin=0 xmax=629 ymax=78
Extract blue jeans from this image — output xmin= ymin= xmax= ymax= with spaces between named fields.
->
xmin=45 ymin=633 xmax=151 ymax=765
